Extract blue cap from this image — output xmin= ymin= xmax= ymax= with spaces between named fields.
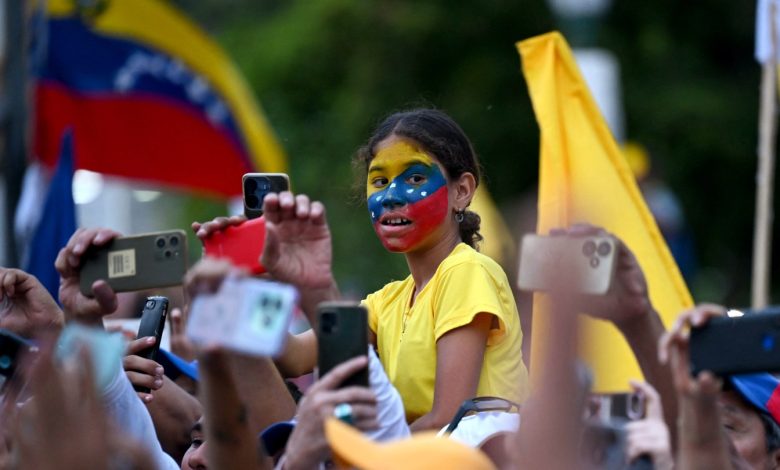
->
xmin=260 ymin=420 xmax=296 ymax=456
xmin=157 ymin=349 xmax=198 ymax=382
xmin=729 ymin=373 xmax=780 ymax=425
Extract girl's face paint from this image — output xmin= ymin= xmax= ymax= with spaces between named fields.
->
xmin=366 ymin=140 xmax=449 ymax=252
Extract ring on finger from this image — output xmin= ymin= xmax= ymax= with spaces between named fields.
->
xmin=333 ymin=403 xmax=353 ymax=425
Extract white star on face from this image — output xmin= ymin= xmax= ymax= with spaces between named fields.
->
xmin=389 ymin=183 xmax=397 ymax=189
xmin=371 ymin=211 xmax=375 ymax=218
xmin=406 ymin=188 xmax=414 ymax=194
xmin=420 ymin=191 xmax=427 ymax=197
xmin=375 ymin=195 xmax=383 ymax=201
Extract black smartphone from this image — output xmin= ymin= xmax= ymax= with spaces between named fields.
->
xmin=79 ymin=230 xmax=187 ymax=296
xmin=690 ymin=308 xmax=780 ymax=376
xmin=133 ymin=296 xmax=169 ymax=393
xmin=316 ymin=301 xmax=369 ymax=388
xmin=0 ymin=329 xmax=38 ymax=379
xmin=242 ymin=173 xmax=290 ymax=219
xmin=592 ymin=392 xmax=646 ymax=422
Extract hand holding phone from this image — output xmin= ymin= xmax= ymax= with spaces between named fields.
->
xmin=79 ymin=230 xmax=187 ymax=296
xmin=243 ymin=173 xmax=290 ymax=219
xmin=132 ymin=296 xmax=169 ymax=393
xmin=316 ymin=302 xmax=369 ymax=388
xmin=186 ymin=277 xmax=297 ymax=357
xmin=517 ymin=234 xmax=618 ymax=295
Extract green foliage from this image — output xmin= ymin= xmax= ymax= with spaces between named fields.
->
xmin=173 ymin=0 xmax=766 ymax=305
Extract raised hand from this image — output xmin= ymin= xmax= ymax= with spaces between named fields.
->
xmin=624 ymin=380 xmax=674 ymax=470
xmin=192 ymin=214 xmax=247 ymax=240
xmin=123 ymin=336 xmax=165 ymax=404
xmin=0 ymin=268 xmax=64 ymax=338
xmin=261 ymin=192 xmax=335 ymax=290
xmin=54 ymin=228 xmax=122 ymax=323
xmin=549 ymin=224 xmax=652 ymax=328
xmin=169 ymin=307 xmax=196 ymax=362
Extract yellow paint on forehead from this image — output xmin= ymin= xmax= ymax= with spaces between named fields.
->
xmin=366 ymin=141 xmax=435 ymax=196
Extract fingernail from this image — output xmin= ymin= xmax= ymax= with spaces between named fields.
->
xmin=147 ymin=337 xmax=156 ymax=345
xmin=144 ymin=395 xmax=153 ymax=402
xmin=74 ymin=243 xmax=83 ymax=253
xmin=153 ymin=379 xmax=163 ymax=388
xmin=156 ymin=366 xmax=164 ymax=376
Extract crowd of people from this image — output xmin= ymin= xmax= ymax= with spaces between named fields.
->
xmin=0 ymin=108 xmax=778 ymax=469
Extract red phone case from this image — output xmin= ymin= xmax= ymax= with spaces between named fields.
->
xmin=202 ymin=217 xmax=266 ymax=274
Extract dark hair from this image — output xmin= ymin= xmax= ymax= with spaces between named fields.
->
xmin=355 ymin=108 xmax=483 ymax=248
xmin=759 ymin=412 xmax=780 ymax=453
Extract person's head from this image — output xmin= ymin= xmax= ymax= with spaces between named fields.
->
xmin=181 ymin=418 xmax=208 ymax=470
xmin=720 ymin=389 xmax=780 ymax=469
xmin=356 ymin=108 xmax=482 ymax=253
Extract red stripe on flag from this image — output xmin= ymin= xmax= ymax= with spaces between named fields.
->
xmin=34 ymin=83 xmax=253 ymax=198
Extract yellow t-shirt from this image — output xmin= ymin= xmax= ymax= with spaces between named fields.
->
xmin=364 ymin=243 xmax=529 ymax=422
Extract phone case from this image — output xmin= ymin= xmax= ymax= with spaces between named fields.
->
xmin=243 ymin=173 xmax=290 ymax=219
xmin=134 ymin=296 xmax=169 ymax=393
xmin=517 ymin=234 xmax=617 ymax=295
xmin=316 ymin=302 xmax=369 ymax=388
xmin=690 ymin=311 xmax=780 ymax=376
xmin=79 ymin=230 xmax=188 ymax=296
xmin=202 ymin=217 xmax=266 ymax=274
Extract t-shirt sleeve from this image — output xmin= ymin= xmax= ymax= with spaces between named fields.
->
xmin=432 ymin=261 xmax=511 ymax=346
xmin=362 ymin=295 xmax=378 ymax=334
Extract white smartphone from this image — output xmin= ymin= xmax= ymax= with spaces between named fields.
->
xmin=517 ymin=234 xmax=617 ymax=295
xmin=186 ymin=277 xmax=297 ymax=357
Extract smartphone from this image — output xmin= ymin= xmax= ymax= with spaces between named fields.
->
xmin=201 ymin=217 xmax=266 ymax=275
xmin=0 ymin=329 xmax=38 ymax=379
xmin=132 ymin=296 xmax=169 ymax=393
xmin=517 ymin=234 xmax=618 ymax=295
xmin=186 ymin=277 xmax=297 ymax=357
xmin=79 ymin=230 xmax=187 ymax=296
xmin=592 ymin=392 xmax=646 ymax=423
xmin=690 ymin=309 xmax=780 ymax=376
xmin=316 ymin=302 xmax=369 ymax=388
xmin=56 ymin=324 xmax=126 ymax=391
xmin=243 ymin=173 xmax=290 ymax=219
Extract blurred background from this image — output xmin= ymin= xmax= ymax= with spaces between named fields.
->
xmin=0 ymin=0 xmax=764 ymax=306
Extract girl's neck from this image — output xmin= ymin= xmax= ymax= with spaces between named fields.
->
xmin=404 ymin=228 xmax=462 ymax=298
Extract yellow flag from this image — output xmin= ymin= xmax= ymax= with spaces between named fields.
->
xmin=472 ymin=185 xmax=516 ymax=266
xmin=516 ymin=32 xmax=694 ymax=392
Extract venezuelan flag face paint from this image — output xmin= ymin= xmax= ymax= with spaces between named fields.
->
xmin=367 ymin=140 xmax=449 ymax=252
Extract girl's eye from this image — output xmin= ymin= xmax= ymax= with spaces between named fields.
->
xmin=407 ymin=174 xmax=427 ymax=185
xmin=371 ymin=177 xmax=388 ymax=188
xmin=191 ymin=438 xmax=204 ymax=448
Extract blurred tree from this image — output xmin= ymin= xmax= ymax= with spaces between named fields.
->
xmin=172 ymin=0 xmax=762 ymax=305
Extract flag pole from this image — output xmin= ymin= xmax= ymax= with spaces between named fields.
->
xmin=752 ymin=1 xmax=779 ymax=309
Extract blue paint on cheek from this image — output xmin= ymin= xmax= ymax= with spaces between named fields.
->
xmin=367 ymin=164 xmax=446 ymax=222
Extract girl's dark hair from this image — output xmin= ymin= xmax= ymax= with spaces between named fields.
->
xmin=355 ymin=108 xmax=483 ymax=248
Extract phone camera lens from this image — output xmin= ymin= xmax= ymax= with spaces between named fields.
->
xmin=246 ymin=195 xmax=260 ymax=209
xmin=0 ymin=355 xmax=10 ymax=371
xmin=321 ymin=312 xmax=337 ymax=334
xmin=590 ymin=257 xmax=600 ymax=268
xmin=245 ymin=178 xmax=257 ymax=192
xmin=146 ymin=300 xmax=156 ymax=309
xmin=164 ymin=250 xmax=172 ymax=259
xmin=597 ymin=241 xmax=612 ymax=257
xmin=583 ymin=240 xmax=596 ymax=256
xmin=156 ymin=237 xmax=166 ymax=248
xmin=169 ymin=236 xmax=179 ymax=247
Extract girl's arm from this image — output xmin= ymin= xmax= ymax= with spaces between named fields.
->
xmin=409 ymin=312 xmax=492 ymax=432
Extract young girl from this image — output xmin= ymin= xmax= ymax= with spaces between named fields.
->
xmin=196 ymin=109 xmax=528 ymax=431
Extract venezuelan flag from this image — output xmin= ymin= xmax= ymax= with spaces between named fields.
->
xmin=34 ymin=0 xmax=286 ymax=198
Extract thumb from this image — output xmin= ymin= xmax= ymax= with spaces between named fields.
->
xmin=629 ymin=380 xmax=663 ymax=420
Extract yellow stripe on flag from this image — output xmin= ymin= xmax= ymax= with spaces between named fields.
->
xmin=48 ymin=0 xmax=286 ymax=174
xmin=516 ymin=32 xmax=693 ymax=392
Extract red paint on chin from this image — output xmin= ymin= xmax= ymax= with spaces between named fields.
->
xmin=373 ymin=186 xmax=449 ymax=252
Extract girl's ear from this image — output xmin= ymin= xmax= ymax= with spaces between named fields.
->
xmin=452 ymin=172 xmax=477 ymax=210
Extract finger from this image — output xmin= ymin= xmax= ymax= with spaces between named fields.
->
xmin=123 ymin=355 xmax=164 ymax=379
xmin=629 ymin=380 xmax=663 ymax=420
xmin=344 ymin=403 xmax=378 ymax=423
xmin=295 ymin=194 xmax=311 ymax=219
xmin=690 ymin=303 xmax=727 ymax=327
xmin=228 ymin=214 xmax=247 ymax=225
xmin=566 ymin=223 xmax=605 ymax=237
xmin=310 ymin=201 xmax=327 ymax=225
xmin=314 ymin=355 xmax=369 ymax=391
xmin=697 ymin=371 xmax=723 ymax=395
xmin=91 ymin=280 xmax=118 ymax=314
xmin=92 ymin=228 xmax=121 ymax=247
xmin=126 ymin=371 xmax=163 ymax=391
xmin=170 ymin=308 xmax=185 ymax=336
xmin=137 ymin=391 xmax=154 ymax=403
xmin=262 ymin=193 xmax=282 ymax=223
xmin=326 ymin=386 xmax=377 ymax=406
xmin=126 ymin=336 xmax=157 ymax=355
xmin=278 ymin=191 xmax=296 ymax=220
xmin=191 ymin=221 xmax=202 ymax=234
